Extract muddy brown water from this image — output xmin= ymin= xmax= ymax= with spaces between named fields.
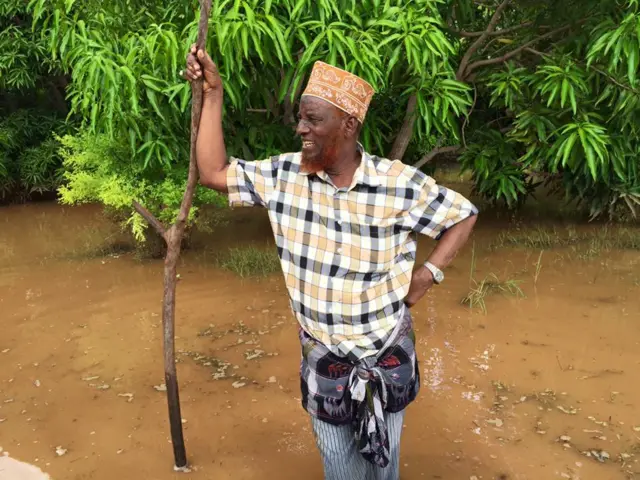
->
xmin=1 ymin=200 xmax=640 ymax=480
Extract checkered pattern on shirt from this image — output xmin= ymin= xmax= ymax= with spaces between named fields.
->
xmin=226 ymin=147 xmax=478 ymax=361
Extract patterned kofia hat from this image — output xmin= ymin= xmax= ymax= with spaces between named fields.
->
xmin=301 ymin=61 xmax=375 ymax=124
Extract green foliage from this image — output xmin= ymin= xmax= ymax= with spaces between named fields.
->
xmin=28 ymin=0 xmax=469 ymax=166
xmin=450 ymin=0 xmax=640 ymax=220
xmin=0 ymin=0 xmax=635 ymax=225
xmin=0 ymin=0 xmax=55 ymax=91
xmin=57 ymin=131 xmax=226 ymax=242
xmin=460 ymin=130 xmax=529 ymax=207
xmin=0 ymin=0 xmax=68 ymax=200
xmin=0 ymin=109 xmax=65 ymax=199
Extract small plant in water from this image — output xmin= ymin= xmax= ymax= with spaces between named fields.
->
xmin=219 ymin=246 xmax=280 ymax=278
xmin=461 ymin=274 xmax=525 ymax=314
xmin=533 ymin=250 xmax=544 ymax=285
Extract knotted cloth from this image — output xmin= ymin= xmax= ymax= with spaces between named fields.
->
xmin=299 ymin=306 xmax=420 ymax=467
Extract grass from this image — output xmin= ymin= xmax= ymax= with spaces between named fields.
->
xmin=490 ymin=226 xmax=581 ymax=251
xmin=461 ymin=273 xmax=525 ymax=314
xmin=464 ymin=243 xmax=525 ymax=313
xmin=533 ymin=250 xmax=544 ymax=285
xmin=490 ymin=225 xmax=640 ymax=259
xmin=219 ymin=245 xmax=281 ymax=278
xmin=571 ymin=226 xmax=640 ymax=260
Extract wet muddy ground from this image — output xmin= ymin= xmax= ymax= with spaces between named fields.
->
xmin=1 ymin=199 xmax=640 ymax=479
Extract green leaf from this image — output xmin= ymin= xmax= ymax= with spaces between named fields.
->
xmin=146 ymin=89 xmax=165 ymax=120
xmin=387 ymin=45 xmax=402 ymax=74
xmin=628 ymin=47 xmax=638 ymax=85
xmin=120 ymin=66 xmax=139 ymax=115
xmin=241 ymin=27 xmax=249 ymax=58
xmin=569 ymin=88 xmax=578 ymax=115
xmin=265 ymin=15 xmax=293 ymax=64
xmin=561 ymin=133 xmax=578 ymax=166
xmin=560 ymin=79 xmax=570 ymax=108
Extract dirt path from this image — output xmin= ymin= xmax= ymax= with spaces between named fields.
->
xmin=1 ymin=203 xmax=640 ymax=479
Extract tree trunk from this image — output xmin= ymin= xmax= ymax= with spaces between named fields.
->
xmin=388 ymin=95 xmax=417 ymax=161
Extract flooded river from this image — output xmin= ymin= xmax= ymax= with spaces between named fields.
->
xmin=1 ymin=200 xmax=640 ymax=479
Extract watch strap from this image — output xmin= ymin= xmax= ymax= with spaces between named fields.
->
xmin=424 ymin=261 xmax=444 ymax=284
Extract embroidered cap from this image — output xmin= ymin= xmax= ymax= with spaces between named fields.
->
xmin=301 ymin=61 xmax=375 ymax=124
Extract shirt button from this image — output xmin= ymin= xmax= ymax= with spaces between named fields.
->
xmin=337 ymin=248 xmax=343 ymax=255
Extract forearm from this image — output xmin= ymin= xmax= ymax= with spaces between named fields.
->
xmin=197 ymin=93 xmax=228 ymax=192
xmin=425 ymin=215 xmax=477 ymax=270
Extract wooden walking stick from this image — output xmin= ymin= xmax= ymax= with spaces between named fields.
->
xmin=132 ymin=0 xmax=213 ymax=470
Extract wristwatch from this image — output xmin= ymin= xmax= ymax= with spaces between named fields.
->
xmin=424 ymin=261 xmax=444 ymax=284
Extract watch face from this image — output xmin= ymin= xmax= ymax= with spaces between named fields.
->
xmin=434 ymin=270 xmax=444 ymax=283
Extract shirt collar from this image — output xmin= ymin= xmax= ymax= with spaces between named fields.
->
xmin=297 ymin=143 xmax=381 ymax=188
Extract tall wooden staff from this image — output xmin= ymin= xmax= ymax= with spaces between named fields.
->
xmin=132 ymin=0 xmax=213 ymax=470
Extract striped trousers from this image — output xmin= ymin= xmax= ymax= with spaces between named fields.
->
xmin=310 ymin=410 xmax=405 ymax=480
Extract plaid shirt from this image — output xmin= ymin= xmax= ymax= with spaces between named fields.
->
xmin=226 ymin=146 xmax=478 ymax=361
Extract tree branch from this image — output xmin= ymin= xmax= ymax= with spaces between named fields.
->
xmin=456 ymin=0 xmax=511 ymax=81
xmin=464 ymin=23 xmax=581 ymax=76
xmin=414 ymin=146 xmax=462 ymax=170
xmin=462 ymin=84 xmax=477 ymax=148
xmin=524 ymin=47 xmax=548 ymax=57
xmin=132 ymin=200 xmax=167 ymax=239
xmin=452 ymin=21 xmax=533 ymax=38
xmin=130 ymin=0 xmax=213 ymax=471
xmin=589 ymin=65 xmax=640 ymax=95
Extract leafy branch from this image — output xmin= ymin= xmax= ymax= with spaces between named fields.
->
xmin=451 ymin=21 xmax=533 ymax=38
xmin=464 ymin=22 xmax=586 ymax=77
xmin=456 ymin=0 xmax=512 ymax=80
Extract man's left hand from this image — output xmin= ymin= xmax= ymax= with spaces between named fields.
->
xmin=404 ymin=265 xmax=435 ymax=308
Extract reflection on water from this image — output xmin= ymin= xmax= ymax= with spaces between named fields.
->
xmin=1 ymin=201 xmax=640 ymax=480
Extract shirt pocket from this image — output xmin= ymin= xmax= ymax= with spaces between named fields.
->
xmin=348 ymin=220 xmax=401 ymax=273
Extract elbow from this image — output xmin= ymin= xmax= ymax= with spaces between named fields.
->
xmin=199 ymin=173 xmax=215 ymax=190
xmin=198 ymin=166 xmax=229 ymax=193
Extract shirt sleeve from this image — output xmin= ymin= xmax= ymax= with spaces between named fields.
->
xmin=404 ymin=175 xmax=479 ymax=240
xmin=226 ymin=156 xmax=280 ymax=207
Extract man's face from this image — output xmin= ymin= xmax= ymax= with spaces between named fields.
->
xmin=296 ymin=96 xmax=347 ymax=174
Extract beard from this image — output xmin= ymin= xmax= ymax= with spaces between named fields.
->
xmin=301 ymin=137 xmax=340 ymax=174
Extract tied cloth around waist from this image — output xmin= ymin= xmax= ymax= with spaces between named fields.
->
xmin=299 ymin=306 xmax=420 ymax=468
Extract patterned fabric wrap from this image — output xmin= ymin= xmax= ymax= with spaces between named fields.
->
xmin=300 ymin=307 xmax=420 ymax=468
xmin=301 ymin=61 xmax=375 ymax=123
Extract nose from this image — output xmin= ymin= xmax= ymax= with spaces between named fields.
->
xmin=296 ymin=119 xmax=310 ymax=137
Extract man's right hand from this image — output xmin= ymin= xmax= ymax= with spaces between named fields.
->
xmin=184 ymin=44 xmax=223 ymax=99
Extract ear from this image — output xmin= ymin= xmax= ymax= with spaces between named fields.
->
xmin=342 ymin=115 xmax=360 ymax=139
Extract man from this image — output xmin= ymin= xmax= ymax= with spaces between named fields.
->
xmin=184 ymin=45 xmax=478 ymax=480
